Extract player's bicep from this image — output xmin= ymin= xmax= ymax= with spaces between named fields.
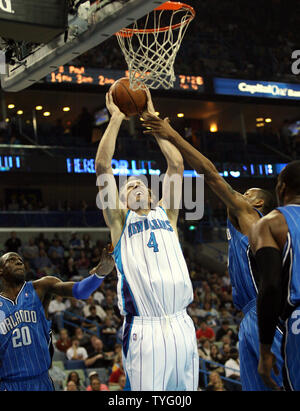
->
xmin=96 ymin=166 xmax=125 ymax=228
xmin=249 ymin=217 xmax=279 ymax=253
xmin=34 ymin=276 xmax=74 ymax=298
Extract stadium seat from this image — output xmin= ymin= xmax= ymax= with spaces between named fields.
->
xmin=108 ymin=384 xmax=121 ymax=391
xmin=52 ymin=361 xmax=64 ymax=370
xmin=64 ymin=360 xmax=86 ymax=370
xmin=52 ymin=350 xmax=67 ymax=361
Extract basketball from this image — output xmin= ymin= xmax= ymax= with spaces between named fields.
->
xmin=110 ymin=77 xmax=147 ymax=117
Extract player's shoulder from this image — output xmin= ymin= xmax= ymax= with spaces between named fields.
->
xmin=252 ymin=209 xmax=288 ymax=239
xmin=259 ymin=209 xmax=286 ymax=226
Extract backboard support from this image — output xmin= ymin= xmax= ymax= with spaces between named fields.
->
xmin=0 ymin=0 xmax=166 ymax=92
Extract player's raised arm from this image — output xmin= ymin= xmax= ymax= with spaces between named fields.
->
xmin=142 ymin=90 xmax=184 ymax=228
xmin=95 ymin=91 xmax=127 ymax=246
xmin=142 ymin=116 xmax=258 ymax=234
xmin=34 ymin=247 xmax=114 ymax=301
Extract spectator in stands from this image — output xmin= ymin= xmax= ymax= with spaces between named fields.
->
xmin=218 ymin=307 xmax=235 ymax=325
xmin=34 ymin=233 xmax=50 ymax=249
xmin=205 ymin=371 xmax=226 ymax=391
xmin=100 ymin=316 xmax=117 ymax=351
xmin=64 ymin=257 xmax=79 ymax=281
xmin=221 ymin=342 xmax=231 ymax=364
xmin=205 ymin=313 xmax=218 ymax=328
xmin=221 ymin=270 xmax=231 ymax=290
xmin=84 ymin=337 xmax=114 ymax=369
xmin=196 ymin=320 xmax=215 ymax=343
xmin=187 ymin=301 xmax=203 ymax=318
xmin=216 ymin=320 xmax=237 ymax=343
xmin=198 ymin=339 xmax=211 ymax=361
xmin=90 ymin=247 xmax=101 ymax=267
xmin=82 ymin=305 xmax=103 ymax=334
xmin=23 ymin=260 xmax=37 ymax=281
xmin=83 ymin=296 xmax=107 ymax=322
xmin=92 ymin=287 xmax=105 ymax=306
xmin=73 ymin=326 xmax=91 ymax=352
xmin=117 ymin=374 xmax=126 ymax=391
xmin=86 ymin=372 xmax=109 ymax=392
xmin=198 ymin=301 xmax=220 ymax=321
xmin=101 ymin=293 xmax=121 ymax=323
xmin=48 ymin=295 xmax=67 ymax=332
xmin=5 ymin=231 xmax=21 ymax=253
xmin=63 ymin=298 xmax=84 ymax=335
xmin=207 ymin=343 xmax=225 ymax=375
xmin=32 ymin=249 xmax=53 ymax=274
xmin=65 ymin=380 xmax=78 ymax=391
xmin=20 ymin=238 xmax=39 ymax=262
xmin=82 ymin=234 xmax=94 ymax=252
xmin=224 ymin=348 xmax=241 ymax=391
xmin=66 ymin=336 xmax=88 ymax=361
xmin=108 ymin=351 xmax=124 ymax=388
xmin=48 ymin=239 xmax=65 ymax=259
xmin=76 ymin=250 xmax=90 ymax=272
xmin=66 ymin=371 xmax=86 ymax=391
xmin=55 ymin=328 xmax=72 ymax=354
xmin=49 ymin=250 xmax=64 ymax=274
xmin=69 ymin=232 xmax=82 ymax=250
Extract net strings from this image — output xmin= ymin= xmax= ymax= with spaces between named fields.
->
xmin=116 ymin=8 xmax=194 ymax=90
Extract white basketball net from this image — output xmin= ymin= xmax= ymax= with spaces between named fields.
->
xmin=115 ymin=2 xmax=195 ymax=90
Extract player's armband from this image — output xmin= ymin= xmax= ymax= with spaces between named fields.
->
xmin=72 ymin=274 xmax=104 ymax=300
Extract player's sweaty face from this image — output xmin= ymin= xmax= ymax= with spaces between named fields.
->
xmin=243 ymin=188 xmax=259 ymax=205
xmin=126 ymin=180 xmax=150 ymax=208
xmin=2 ymin=253 xmax=25 ymax=281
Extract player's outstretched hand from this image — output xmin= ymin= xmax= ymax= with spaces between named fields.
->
xmin=142 ymin=113 xmax=174 ymax=139
xmin=258 ymin=350 xmax=281 ymax=391
xmin=105 ymin=90 xmax=129 ymax=120
xmin=89 ymin=246 xmax=115 ymax=276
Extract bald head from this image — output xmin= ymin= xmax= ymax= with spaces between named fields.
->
xmin=244 ymin=188 xmax=276 ymax=215
xmin=0 ymin=253 xmax=26 ymax=285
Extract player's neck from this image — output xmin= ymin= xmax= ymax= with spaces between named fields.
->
xmin=284 ymin=194 xmax=300 ymax=206
xmin=134 ymin=208 xmax=151 ymax=216
xmin=0 ymin=282 xmax=25 ymax=302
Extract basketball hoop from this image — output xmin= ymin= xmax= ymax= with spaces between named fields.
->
xmin=115 ymin=1 xmax=195 ymax=90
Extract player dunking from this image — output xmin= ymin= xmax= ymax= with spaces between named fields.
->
xmin=0 ymin=248 xmax=114 ymax=391
xmin=141 ymin=114 xmax=283 ymax=391
xmin=249 ymin=161 xmax=300 ymax=391
xmin=95 ymin=89 xmax=199 ymax=391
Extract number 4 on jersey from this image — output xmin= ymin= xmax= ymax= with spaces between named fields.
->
xmin=147 ymin=232 xmax=159 ymax=252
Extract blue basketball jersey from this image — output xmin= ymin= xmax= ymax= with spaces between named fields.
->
xmin=277 ymin=205 xmax=300 ymax=309
xmin=0 ymin=281 xmax=52 ymax=382
xmin=226 ymin=209 xmax=262 ymax=311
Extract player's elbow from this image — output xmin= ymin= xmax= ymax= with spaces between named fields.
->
xmin=169 ymin=160 xmax=184 ymax=176
xmin=95 ymin=161 xmax=110 ymax=176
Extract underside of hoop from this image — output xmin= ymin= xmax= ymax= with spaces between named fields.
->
xmin=155 ymin=1 xmax=195 ymax=14
xmin=115 ymin=2 xmax=195 ymax=37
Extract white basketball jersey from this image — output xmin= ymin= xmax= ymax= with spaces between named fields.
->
xmin=112 ymin=206 xmax=193 ymax=317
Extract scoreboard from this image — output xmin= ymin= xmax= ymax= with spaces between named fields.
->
xmin=46 ymin=65 xmax=204 ymax=93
